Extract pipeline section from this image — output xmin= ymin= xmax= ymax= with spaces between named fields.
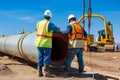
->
xmin=0 ymin=32 xmax=68 ymax=66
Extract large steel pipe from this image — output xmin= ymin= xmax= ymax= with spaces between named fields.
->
xmin=51 ymin=33 xmax=68 ymax=66
xmin=0 ymin=32 xmax=68 ymax=66
xmin=0 ymin=35 xmax=23 ymax=57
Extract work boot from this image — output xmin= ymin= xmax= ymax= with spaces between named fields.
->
xmin=44 ymin=65 xmax=56 ymax=77
xmin=38 ymin=67 xmax=43 ymax=77
xmin=79 ymin=68 xmax=84 ymax=76
xmin=63 ymin=67 xmax=68 ymax=77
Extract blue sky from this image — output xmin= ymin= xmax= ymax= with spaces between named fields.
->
xmin=0 ymin=0 xmax=120 ymax=43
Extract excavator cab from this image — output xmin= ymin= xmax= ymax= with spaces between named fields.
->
xmin=98 ymin=30 xmax=105 ymax=41
xmin=96 ymin=21 xmax=114 ymax=45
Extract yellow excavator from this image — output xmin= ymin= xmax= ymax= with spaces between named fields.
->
xmin=78 ymin=14 xmax=114 ymax=51
xmin=0 ymin=35 xmax=4 ymax=38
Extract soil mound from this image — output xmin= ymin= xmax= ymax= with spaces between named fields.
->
xmin=0 ymin=62 xmax=13 ymax=76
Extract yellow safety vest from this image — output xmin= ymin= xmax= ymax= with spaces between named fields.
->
xmin=35 ymin=20 xmax=52 ymax=48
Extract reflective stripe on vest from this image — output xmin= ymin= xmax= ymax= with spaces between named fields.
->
xmin=36 ymin=34 xmax=52 ymax=38
xmin=69 ymin=23 xmax=84 ymax=40
xmin=36 ymin=21 xmax=52 ymax=38
xmin=35 ymin=20 xmax=52 ymax=48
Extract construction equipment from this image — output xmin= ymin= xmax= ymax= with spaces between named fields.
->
xmin=78 ymin=14 xmax=114 ymax=51
xmin=0 ymin=35 xmax=4 ymax=38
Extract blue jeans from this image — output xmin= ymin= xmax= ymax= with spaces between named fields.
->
xmin=37 ymin=48 xmax=51 ymax=67
xmin=65 ymin=48 xmax=84 ymax=70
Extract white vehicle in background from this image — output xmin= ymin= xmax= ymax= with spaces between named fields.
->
xmin=114 ymin=43 xmax=120 ymax=52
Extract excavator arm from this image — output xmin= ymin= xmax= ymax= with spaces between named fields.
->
xmin=77 ymin=14 xmax=114 ymax=45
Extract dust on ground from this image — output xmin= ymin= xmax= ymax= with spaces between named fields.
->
xmin=83 ymin=51 xmax=120 ymax=76
xmin=0 ymin=52 xmax=120 ymax=80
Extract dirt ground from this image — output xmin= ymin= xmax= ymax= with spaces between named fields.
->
xmin=0 ymin=51 xmax=120 ymax=80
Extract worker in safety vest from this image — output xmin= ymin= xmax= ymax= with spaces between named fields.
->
xmin=63 ymin=14 xmax=87 ymax=75
xmin=35 ymin=10 xmax=60 ymax=77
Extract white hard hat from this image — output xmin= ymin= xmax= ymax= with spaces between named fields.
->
xmin=68 ymin=14 xmax=75 ymax=21
xmin=44 ymin=10 xmax=52 ymax=17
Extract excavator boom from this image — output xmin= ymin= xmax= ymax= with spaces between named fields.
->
xmin=78 ymin=14 xmax=114 ymax=51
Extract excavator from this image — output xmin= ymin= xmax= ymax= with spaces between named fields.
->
xmin=78 ymin=14 xmax=115 ymax=51
xmin=0 ymin=35 xmax=4 ymax=38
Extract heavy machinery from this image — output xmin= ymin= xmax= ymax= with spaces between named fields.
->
xmin=0 ymin=35 xmax=4 ymax=38
xmin=78 ymin=14 xmax=114 ymax=51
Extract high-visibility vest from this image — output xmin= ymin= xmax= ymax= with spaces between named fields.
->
xmin=35 ymin=20 xmax=52 ymax=48
xmin=69 ymin=23 xmax=84 ymax=40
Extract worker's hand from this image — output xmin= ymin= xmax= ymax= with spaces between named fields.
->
xmin=58 ymin=30 xmax=62 ymax=33
xmin=84 ymin=37 xmax=87 ymax=40
xmin=67 ymin=50 xmax=74 ymax=57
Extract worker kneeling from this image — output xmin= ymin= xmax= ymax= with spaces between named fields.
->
xmin=62 ymin=14 xmax=87 ymax=75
